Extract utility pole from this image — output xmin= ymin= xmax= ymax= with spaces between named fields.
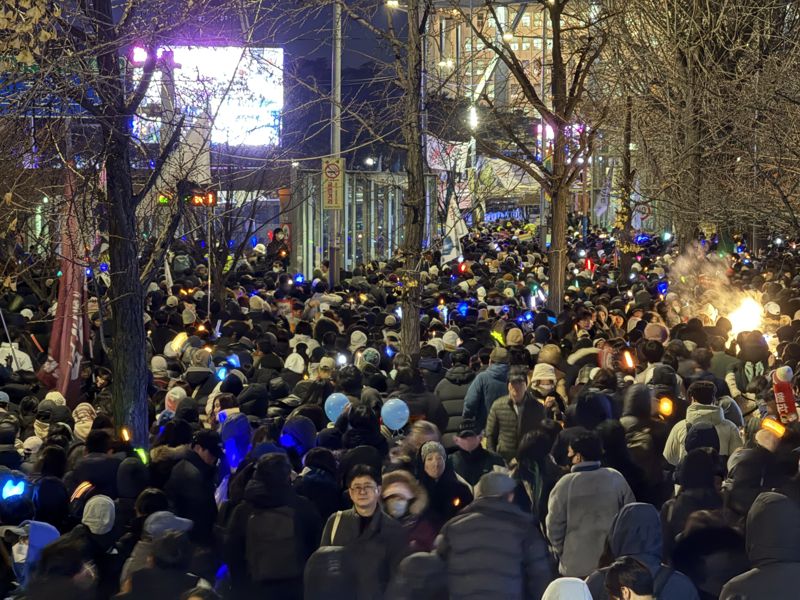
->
xmin=329 ymin=1 xmax=343 ymax=287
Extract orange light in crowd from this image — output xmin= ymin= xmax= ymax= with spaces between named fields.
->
xmin=279 ymin=250 xmax=287 ymax=258
xmin=197 ymin=324 xmax=206 ymax=332
xmin=762 ymin=418 xmax=786 ymax=438
xmin=71 ymin=481 xmax=93 ymax=502
xmin=120 ymin=427 xmax=131 ymax=442
xmin=623 ymin=350 xmax=635 ymax=370
xmin=658 ymin=397 xmax=673 ymax=417
xmin=452 ymin=497 xmax=461 ymax=507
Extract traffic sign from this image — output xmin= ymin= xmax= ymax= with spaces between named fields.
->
xmin=322 ymin=157 xmax=344 ymax=210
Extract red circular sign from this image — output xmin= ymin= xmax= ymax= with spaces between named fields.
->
xmin=325 ymin=162 xmax=340 ymax=179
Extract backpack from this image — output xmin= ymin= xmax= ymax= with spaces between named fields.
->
xmin=171 ymin=253 xmax=192 ymax=275
xmin=304 ymin=545 xmax=357 ymax=600
xmin=245 ymin=506 xmax=302 ymax=581
xmin=653 ymin=565 xmax=674 ymax=599
xmin=626 ymin=425 xmax=662 ymax=485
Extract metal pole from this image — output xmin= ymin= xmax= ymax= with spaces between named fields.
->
xmin=538 ymin=5 xmax=548 ymax=250
xmin=329 ymin=1 xmax=343 ymax=287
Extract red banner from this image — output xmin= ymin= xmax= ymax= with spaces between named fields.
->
xmin=37 ymin=166 xmax=88 ymax=408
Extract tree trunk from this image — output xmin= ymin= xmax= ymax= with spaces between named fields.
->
xmin=619 ymin=95 xmax=635 ymax=279
xmin=105 ymin=129 xmax=149 ymax=446
xmin=547 ymin=182 xmax=568 ymax=313
xmin=399 ymin=0 xmax=426 ymax=358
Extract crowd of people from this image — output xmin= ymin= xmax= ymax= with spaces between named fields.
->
xmin=0 ymin=220 xmax=799 ymax=599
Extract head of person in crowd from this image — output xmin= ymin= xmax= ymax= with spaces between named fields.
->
xmin=346 ymin=464 xmax=382 ymax=517
xmin=605 ymin=556 xmax=654 ymax=600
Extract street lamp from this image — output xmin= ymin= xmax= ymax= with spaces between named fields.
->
xmin=364 ymin=157 xmax=375 ymax=167
xmin=468 ymin=105 xmax=479 ymax=130
xmin=291 ymin=161 xmax=300 ymax=168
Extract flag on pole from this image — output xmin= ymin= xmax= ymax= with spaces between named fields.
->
xmin=37 ymin=166 xmax=88 ymax=408
xmin=442 ymin=194 xmax=468 ymax=263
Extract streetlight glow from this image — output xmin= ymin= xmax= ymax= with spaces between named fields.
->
xmin=468 ymin=105 xmax=478 ymax=130
xmin=364 ymin=157 xmax=375 ymax=167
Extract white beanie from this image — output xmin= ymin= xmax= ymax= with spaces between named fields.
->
xmin=284 ymin=353 xmax=306 ymax=375
xmin=349 ymin=330 xmax=368 ymax=353
xmin=82 ymin=495 xmax=115 ymax=535
xmin=44 ymin=391 xmax=66 ymax=406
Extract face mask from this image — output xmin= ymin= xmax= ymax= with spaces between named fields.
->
xmin=538 ymin=383 xmax=555 ymax=394
xmin=385 ymin=497 xmax=409 ymax=519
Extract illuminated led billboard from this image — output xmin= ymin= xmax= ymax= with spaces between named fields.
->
xmin=133 ymin=46 xmax=283 ymax=147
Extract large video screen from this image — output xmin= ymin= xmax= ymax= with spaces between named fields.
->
xmin=133 ymin=46 xmax=283 ymax=147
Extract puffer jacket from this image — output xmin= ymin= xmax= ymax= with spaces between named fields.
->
xmin=462 ymin=363 xmax=509 ymax=430
xmin=720 ymin=492 xmax=800 ymax=600
xmin=435 ymin=365 xmax=476 ymax=446
xmin=545 ymin=462 xmax=634 ymax=578
xmin=585 ymin=503 xmax=699 ymax=600
xmin=485 ymin=394 xmax=545 ymax=463
xmin=663 ymin=403 xmax=743 ymax=466
xmin=435 ymin=496 xmax=553 ymax=600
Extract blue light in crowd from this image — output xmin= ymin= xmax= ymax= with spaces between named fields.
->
xmin=99 ymin=262 xmax=109 ymax=272
xmin=634 ymin=234 xmax=651 ymax=245
xmin=85 ymin=268 xmax=93 ymax=277
xmin=226 ymin=354 xmax=241 ymax=368
xmin=385 ymin=346 xmax=395 ymax=358
xmin=228 ymin=240 xmax=234 ymax=249
xmin=457 ymin=302 xmax=469 ymax=317
xmin=2 ymin=480 xmax=25 ymax=500
xmin=181 ymin=236 xmax=187 ymax=241
xmin=294 ymin=274 xmax=305 ymax=284
xmin=524 ymin=311 xmax=533 ymax=322
xmin=657 ymin=281 xmax=669 ymax=296
xmin=217 ymin=367 xmax=228 ymax=381
xmin=251 ymin=236 xmax=258 ymax=247
xmin=199 ymin=240 xmax=206 ymax=249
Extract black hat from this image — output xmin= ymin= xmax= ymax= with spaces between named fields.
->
xmin=192 ymin=429 xmax=224 ymax=459
xmin=456 ymin=418 xmax=479 ymax=438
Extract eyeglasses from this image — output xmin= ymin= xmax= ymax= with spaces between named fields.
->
xmin=350 ymin=485 xmax=377 ymax=494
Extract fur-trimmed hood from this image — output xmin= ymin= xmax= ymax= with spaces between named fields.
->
xmin=381 ymin=469 xmax=428 ymax=516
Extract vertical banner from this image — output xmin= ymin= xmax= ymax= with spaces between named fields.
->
xmin=321 ymin=157 xmax=344 ymax=210
xmin=37 ymin=166 xmax=88 ymax=407
xmin=595 ymin=164 xmax=614 ymax=219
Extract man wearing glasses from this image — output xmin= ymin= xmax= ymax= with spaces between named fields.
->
xmin=319 ymin=464 xmax=408 ymax=598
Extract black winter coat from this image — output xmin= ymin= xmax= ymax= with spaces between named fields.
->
xmin=435 ymin=496 xmax=554 ymax=600
xmin=389 ymin=384 xmax=448 ymax=433
xmin=164 ymin=451 xmax=218 ymax=543
xmin=223 ymin=477 xmax=322 ymax=600
xmin=434 ymin=365 xmax=476 ymax=447
xmin=320 ymin=508 xmax=409 ymax=600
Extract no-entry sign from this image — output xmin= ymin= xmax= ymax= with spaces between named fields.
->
xmin=322 ymin=157 xmax=344 ymax=210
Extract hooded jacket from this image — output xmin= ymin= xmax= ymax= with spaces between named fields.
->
xmin=463 ymin=363 xmax=509 ymax=430
xmin=541 ymin=578 xmax=592 ymax=600
xmin=663 ymin=403 xmax=743 ymax=466
xmin=435 ymin=365 xmax=476 ymax=444
xmin=223 ymin=475 xmax=322 ymax=599
xmin=720 ymin=492 xmax=800 ymax=600
xmin=435 ymin=496 xmax=553 ymax=600
xmin=389 ymin=384 xmax=448 ymax=434
xmin=585 ymin=503 xmax=699 ymax=600
xmin=545 ymin=462 xmax=634 ymax=577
